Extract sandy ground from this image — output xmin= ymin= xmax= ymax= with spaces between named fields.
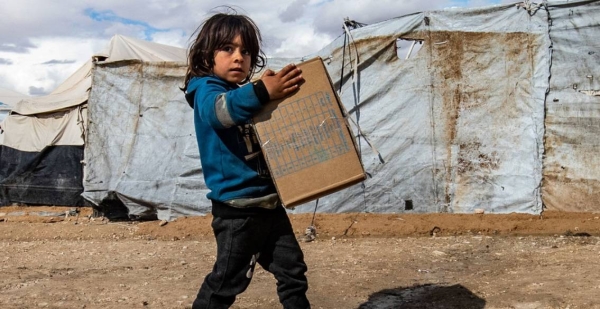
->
xmin=1 ymin=206 xmax=600 ymax=309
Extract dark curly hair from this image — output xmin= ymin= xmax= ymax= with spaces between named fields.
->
xmin=182 ymin=10 xmax=266 ymax=91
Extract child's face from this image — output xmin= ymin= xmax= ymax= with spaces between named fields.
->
xmin=213 ymin=34 xmax=251 ymax=84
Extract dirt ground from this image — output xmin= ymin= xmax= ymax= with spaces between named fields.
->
xmin=1 ymin=206 xmax=600 ymax=309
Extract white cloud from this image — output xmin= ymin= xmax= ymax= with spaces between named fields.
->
xmin=151 ymin=30 xmax=188 ymax=49
xmin=279 ymin=0 xmax=310 ymax=23
xmin=0 ymin=37 xmax=101 ymax=95
xmin=272 ymin=28 xmax=332 ymax=58
xmin=0 ymin=0 xmax=501 ymax=96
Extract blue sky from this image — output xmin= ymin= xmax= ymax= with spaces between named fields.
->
xmin=0 ymin=0 xmax=514 ymax=96
xmin=85 ymin=9 xmax=172 ymax=41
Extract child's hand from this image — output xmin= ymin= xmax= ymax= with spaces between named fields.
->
xmin=261 ymin=64 xmax=304 ymax=100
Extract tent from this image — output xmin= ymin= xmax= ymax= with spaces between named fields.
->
xmin=280 ymin=0 xmax=600 ymax=215
xmin=0 ymin=35 xmax=186 ymax=207
xmin=0 ymin=87 xmax=26 ymax=123
xmin=0 ymin=88 xmax=24 ymax=148
xmin=0 ymin=62 xmax=90 ymax=206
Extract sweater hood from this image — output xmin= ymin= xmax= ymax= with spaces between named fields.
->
xmin=184 ymin=77 xmax=203 ymax=108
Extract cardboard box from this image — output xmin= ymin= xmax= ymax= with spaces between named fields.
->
xmin=253 ymin=57 xmax=366 ymax=208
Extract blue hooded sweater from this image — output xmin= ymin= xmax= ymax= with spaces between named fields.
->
xmin=185 ymin=75 xmax=276 ymax=203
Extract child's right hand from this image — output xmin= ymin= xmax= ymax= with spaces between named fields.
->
xmin=261 ymin=64 xmax=304 ymax=100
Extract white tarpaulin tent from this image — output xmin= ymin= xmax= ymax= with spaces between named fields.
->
xmin=0 ymin=87 xmax=25 ymax=124
xmin=0 ymin=87 xmax=26 ymax=146
xmin=2 ymin=34 xmax=188 ymax=152
xmin=0 ymin=35 xmax=186 ymax=207
xmin=0 ymin=64 xmax=89 ymax=205
xmin=81 ymin=0 xmax=600 ymax=220
xmin=0 ymin=87 xmax=26 ymax=104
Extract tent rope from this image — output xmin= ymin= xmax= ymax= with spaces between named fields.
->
xmin=340 ymin=19 xmax=380 ymax=216
xmin=78 ymin=105 xmax=87 ymax=143
xmin=341 ymin=20 xmax=368 ymax=214
xmin=339 ymin=21 xmax=385 ymax=165
xmin=516 ymin=0 xmax=546 ymax=16
xmin=300 ymin=18 xmax=388 ymax=243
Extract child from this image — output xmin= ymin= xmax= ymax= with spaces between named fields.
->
xmin=182 ymin=11 xmax=311 ymax=309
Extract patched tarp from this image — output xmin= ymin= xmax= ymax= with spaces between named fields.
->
xmin=542 ymin=0 xmax=600 ymax=211
xmin=82 ymin=62 xmax=205 ymax=219
xmin=263 ymin=3 xmax=551 ymax=215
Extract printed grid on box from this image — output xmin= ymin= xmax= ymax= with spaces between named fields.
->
xmin=261 ymin=91 xmax=351 ymax=178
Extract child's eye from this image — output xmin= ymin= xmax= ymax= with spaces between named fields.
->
xmin=241 ymin=49 xmax=250 ymax=55
xmin=222 ymin=46 xmax=233 ymax=52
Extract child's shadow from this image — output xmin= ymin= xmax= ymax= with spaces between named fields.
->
xmin=358 ymin=283 xmax=486 ymax=309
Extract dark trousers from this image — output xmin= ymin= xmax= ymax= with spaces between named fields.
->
xmin=192 ymin=202 xmax=310 ymax=309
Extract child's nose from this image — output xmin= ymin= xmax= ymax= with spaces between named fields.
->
xmin=233 ymin=50 xmax=243 ymax=61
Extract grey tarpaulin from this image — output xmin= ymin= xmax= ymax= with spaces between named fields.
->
xmin=543 ymin=0 xmax=600 ymax=211
xmin=271 ymin=2 xmax=551 ymax=215
xmin=81 ymin=1 xmax=600 ymax=220
xmin=82 ymin=61 xmax=206 ymax=219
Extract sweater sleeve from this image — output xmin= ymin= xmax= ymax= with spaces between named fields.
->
xmin=194 ymin=77 xmax=264 ymax=129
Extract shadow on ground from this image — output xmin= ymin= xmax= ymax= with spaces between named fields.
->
xmin=358 ymin=283 xmax=485 ymax=309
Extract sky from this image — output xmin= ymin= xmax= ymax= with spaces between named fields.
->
xmin=0 ymin=0 xmax=510 ymax=97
